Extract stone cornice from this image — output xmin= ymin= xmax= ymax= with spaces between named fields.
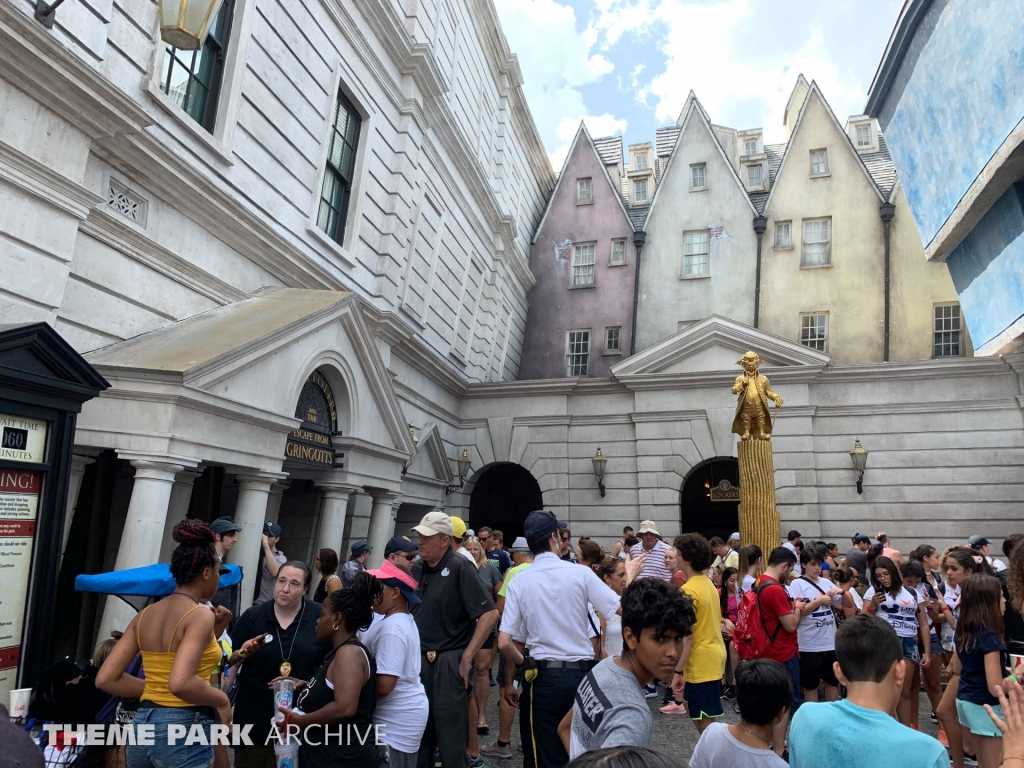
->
xmin=631 ymin=410 xmax=708 ymax=423
xmin=0 ymin=142 xmax=103 ymax=221
xmin=819 ymin=355 xmax=1010 ymax=383
xmin=462 ymin=378 xmax=581 ymax=398
xmin=813 ymin=398 xmax=1019 ymax=418
xmin=334 ymin=434 xmax=409 ymax=465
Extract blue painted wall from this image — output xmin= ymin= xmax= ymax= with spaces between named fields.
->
xmin=880 ymin=0 xmax=1024 ymax=245
xmin=946 ymin=185 xmax=1024 ymax=347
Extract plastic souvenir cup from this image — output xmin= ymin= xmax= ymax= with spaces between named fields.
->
xmin=8 ymin=688 xmax=31 ymax=719
xmin=273 ymin=678 xmax=295 ymax=710
xmin=274 ymin=739 xmax=299 ymax=768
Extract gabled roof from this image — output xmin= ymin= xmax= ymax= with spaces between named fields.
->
xmin=783 ymin=73 xmax=811 ymax=128
xmin=592 ymin=134 xmax=623 ymax=166
xmin=531 ymin=122 xmax=636 ymax=242
xmin=748 ymin=143 xmax=786 ymax=214
xmin=760 ymin=80 xmax=886 ymax=214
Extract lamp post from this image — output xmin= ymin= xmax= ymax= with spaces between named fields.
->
xmin=592 ymin=447 xmax=607 ymax=498
xmin=849 ymin=439 xmax=868 ymax=495
xmin=445 ymin=448 xmax=472 ymax=495
xmin=35 ymin=0 xmax=224 ymax=48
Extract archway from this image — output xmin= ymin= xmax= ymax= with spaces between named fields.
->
xmin=680 ymin=457 xmax=740 ymax=541
xmin=468 ymin=463 xmax=543 ymax=544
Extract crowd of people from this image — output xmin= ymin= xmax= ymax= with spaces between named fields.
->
xmin=31 ymin=510 xmax=1020 ymax=768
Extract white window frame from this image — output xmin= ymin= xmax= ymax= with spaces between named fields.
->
xmin=570 ymin=242 xmax=596 ymax=287
xmin=634 ymin=179 xmax=648 ymax=203
xmin=604 ymin=326 xmax=621 ymax=355
xmin=576 ymin=178 xmax=593 ymax=205
xmin=682 ymin=230 xmax=710 ymax=278
xmin=565 ymin=330 xmax=591 ymax=377
xmin=801 ymin=218 xmax=831 ymax=267
xmin=810 ymin=149 xmax=829 ymax=177
xmin=634 ymin=153 xmax=649 ymax=170
xmin=690 ymin=163 xmax=707 ymax=191
xmin=799 ymin=313 xmax=828 ymax=352
xmin=610 ymin=239 xmax=627 ymax=265
xmin=743 ymin=138 xmax=758 ymax=156
xmin=856 ymin=124 xmax=871 ymax=147
xmin=774 ymin=221 xmax=792 ymax=249
xmin=933 ymin=303 xmax=963 ymax=357
xmin=746 ymin=163 xmax=763 ymax=190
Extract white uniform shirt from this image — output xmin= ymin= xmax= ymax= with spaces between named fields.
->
xmin=500 ymin=552 xmax=621 ymax=661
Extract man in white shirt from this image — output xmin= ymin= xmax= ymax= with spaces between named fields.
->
xmin=498 ymin=510 xmax=621 ymax=768
xmin=629 ymin=520 xmax=672 ymax=581
xmin=782 ymin=530 xmax=802 ymax=576
xmin=969 ymin=535 xmax=1007 ymax=572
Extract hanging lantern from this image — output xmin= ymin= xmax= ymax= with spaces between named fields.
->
xmin=159 ymin=0 xmax=225 ymax=50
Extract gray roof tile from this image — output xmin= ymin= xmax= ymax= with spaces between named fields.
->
xmin=628 ymin=205 xmax=650 ymax=231
xmin=656 ymin=126 xmax=680 ymax=157
xmin=860 ymin=134 xmax=897 ymax=199
xmin=748 ymin=143 xmax=786 ymax=214
xmin=592 ymin=135 xmax=623 ymax=166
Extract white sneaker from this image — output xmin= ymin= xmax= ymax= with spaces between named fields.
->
xmin=480 ymin=741 xmax=513 ymax=760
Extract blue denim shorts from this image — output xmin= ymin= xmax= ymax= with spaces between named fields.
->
xmin=126 ymin=707 xmax=215 ymax=768
xmin=901 ymin=636 xmax=921 ymax=664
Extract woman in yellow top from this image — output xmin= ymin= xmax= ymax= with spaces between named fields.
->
xmin=98 ymin=520 xmax=231 ymax=768
xmin=669 ymin=533 xmax=728 ymax=733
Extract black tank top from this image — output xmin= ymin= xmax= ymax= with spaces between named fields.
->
xmin=294 ymin=637 xmax=378 ymax=767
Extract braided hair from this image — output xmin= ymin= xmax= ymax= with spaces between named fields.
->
xmin=170 ymin=519 xmax=218 ymax=585
xmin=327 ymin=571 xmax=383 ymax=632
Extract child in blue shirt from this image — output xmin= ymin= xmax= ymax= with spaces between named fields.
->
xmin=789 ymin=614 xmax=947 ymax=768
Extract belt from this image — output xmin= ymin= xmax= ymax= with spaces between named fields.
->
xmin=536 ymin=660 xmax=594 ymax=670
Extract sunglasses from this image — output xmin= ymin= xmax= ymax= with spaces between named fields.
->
xmin=479 ymin=535 xmax=491 ymax=542
xmin=401 ymin=553 xmax=417 ymax=562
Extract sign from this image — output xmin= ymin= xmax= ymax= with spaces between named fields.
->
xmin=0 ymin=414 xmax=47 ymax=464
xmin=284 ymin=429 xmax=335 ymax=466
xmin=0 ymin=468 xmax=41 ymax=700
xmin=710 ymin=479 xmax=739 ymax=502
xmin=285 ymin=372 xmax=337 ymax=467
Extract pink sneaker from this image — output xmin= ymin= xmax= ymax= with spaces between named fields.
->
xmin=659 ymin=701 xmax=687 ymax=715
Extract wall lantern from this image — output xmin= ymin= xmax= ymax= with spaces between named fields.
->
xmin=445 ymin=448 xmax=472 ymax=495
xmin=849 ymin=438 xmax=868 ymax=494
xmin=159 ymin=0 xmax=226 ymax=50
xmin=592 ymin=447 xmax=607 ymax=498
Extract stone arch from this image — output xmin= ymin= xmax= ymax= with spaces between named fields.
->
xmin=680 ymin=456 xmax=740 ymax=541
xmin=290 ymin=351 xmax=356 ymax=437
xmin=467 ymin=462 xmax=543 ymax=544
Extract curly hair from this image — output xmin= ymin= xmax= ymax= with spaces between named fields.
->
xmin=170 ymin=519 xmax=218 ymax=585
xmin=672 ymin=533 xmax=714 ymax=572
xmin=620 ymin=578 xmax=695 ymax=645
xmin=328 ymin=571 xmax=383 ymax=632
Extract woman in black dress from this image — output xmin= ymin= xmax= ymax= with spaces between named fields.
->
xmin=284 ymin=572 xmax=382 ymax=768
xmin=312 ymin=548 xmax=341 ymax=603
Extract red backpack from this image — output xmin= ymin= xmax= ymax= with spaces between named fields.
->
xmin=732 ymin=580 xmax=784 ymax=661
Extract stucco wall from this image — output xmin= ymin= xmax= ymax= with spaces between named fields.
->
xmin=520 ymin=132 xmax=636 ymax=379
xmin=636 ymin=110 xmax=757 ymax=351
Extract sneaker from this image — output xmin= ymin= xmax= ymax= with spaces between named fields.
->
xmin=660 ymin=701 xmax=687 ymax=714
xmin=721 ymin=685 xmax=735 ymax=700
xmin=644 ymin=684 xmax=658 ymax=698
xmin=733 ymin=701 xmax=741 ymax=714
xmin=936 ymin=728 xmax=948 ymax=747
xmin=480 ymin=741 xmax=513 ymax=760
xmin=964 ymin=754 xmax=979 ymax=767
xmin=931 ymin=710 xmax=938 ymax=724
xmin=468 ymin=755 xmax=484 ymax=768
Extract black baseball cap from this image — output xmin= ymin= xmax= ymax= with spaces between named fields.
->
xmin=263 ymin=521 xmax=282 ymax=537
xmin=524 ymin=510 xmax=567 ymax=540
xmin=852 ymin=533 xmax=871 ymax=544
xmin=968 ymin=535 xmax=990 ymax=548
xmin=384 ymin=535 xmax=417 ymax=556
xmin=210 ymin=516 xmax=242 ymax=535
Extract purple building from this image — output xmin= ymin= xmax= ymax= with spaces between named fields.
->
xmin=519 ymin=125 xmax=646 ymax=379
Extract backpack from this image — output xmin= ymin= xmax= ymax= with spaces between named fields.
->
xmin=732 ymin=580 xmax=784 ymax=661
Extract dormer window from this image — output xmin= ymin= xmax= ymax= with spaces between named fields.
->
xmin=856 ymin=125 xmax=871 ymax=147
xmin=634 ymin=180 xmax=648 ymax=203
xmin=747 ymin=164 xmax=762 ymax=188
xmin=743 ymin=139 xmax=757 ymax=156
xmin=848 ymin=118 xmax=878 ymax=152
xmin=576 ymin=178 xmax=592 ymax=204
xmin=634 ymin=153 xmax=649 ymax=170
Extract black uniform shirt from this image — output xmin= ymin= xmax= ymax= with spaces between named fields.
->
xmin=411 ymin=548 xmax=494 ymax=652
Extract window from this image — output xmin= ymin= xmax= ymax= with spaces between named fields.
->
xmin=634 ymin=153 xmax=649 ymax=170
xmin=934 ymin=304 xmax=962 ymax=357
xmin=743 ymin=139 xmax=758 ymax=156
xmin=856 ymin=124 xmax=871 ymax=147
xmin=634 ymin=180 xmax=648 ymax=202
xmin=691 ymin=164 xmax=706 ymax=189
xmin=317 ymin=89 xmax=362 ymax=245
xmin=810 ymin=149 xmax=829 ymax=176
xmin=610 ymin=239 xmax=626 ymax=265
xmin=802 ymin=218 xmax=831 ymax=266
xmin=566 ymin=330 xmax=590 ymax=376
xmin=747 ymin=164 xmax=762 ymax=188
xmin=158 ymin=0 xmax=234 ymax=131
xmin=683 ymin=231 xmax=709 ymax=277
xmin=800 ymin=313 xmax=828 ymax=351
xmin=605 ymin=327 xmax=621 ymax=353
xmin=775 ymin=221 xmax=791 ymax=248
xmin=571 ymin=243 xmax=596 ymax=286
xmin=577 ymin=178 xmax=593 ymax=204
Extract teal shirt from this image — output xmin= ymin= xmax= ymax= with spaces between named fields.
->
xmin=789 ymin=700 xmax=947 ymax=768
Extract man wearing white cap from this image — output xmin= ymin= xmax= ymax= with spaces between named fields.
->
xmin=629 ymin=520 xmax=673 ymax=582
xmin=410 ymin=511 xmax=498 ymax=768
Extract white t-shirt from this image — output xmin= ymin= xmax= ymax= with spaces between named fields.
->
xmin=789 ymin=576 xmax=841 ymax=652
xmin=863 ymin=586 xmax=920 ymax=638
xmin=358 ymin=612 xmax=428 ymax=753
xmin=783 ymin=542 xmax=802 ymax=575
xmin=741 ymin=574 xmax=755 ymax=594
xmin=603 ymin=611 xmax=623 ymax=658
xmin=945 ymin=583 xmax=961 ymax=626
xmin=848 ymin=589 xmax=864 ymax=612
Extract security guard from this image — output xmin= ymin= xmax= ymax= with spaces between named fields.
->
xmin=497 ymin=510 xmax=621 ymax=768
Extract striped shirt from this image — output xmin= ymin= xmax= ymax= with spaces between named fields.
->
xmin=629 ymin=540 xmax=672 ymax=582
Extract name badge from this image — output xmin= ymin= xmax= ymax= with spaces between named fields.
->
xmin=441 ymin=567 xmax=450 ymax=577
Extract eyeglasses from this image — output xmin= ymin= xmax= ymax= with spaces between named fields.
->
xmin=479 ymin=535 xmax=491 ymax=542
xmin=402 ymin=553 xmax=417 ymax=562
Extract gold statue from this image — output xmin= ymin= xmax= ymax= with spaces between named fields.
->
xmin=731 ymin=351 xmax=783 ymax=441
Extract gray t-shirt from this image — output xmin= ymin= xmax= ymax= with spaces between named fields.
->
xmin=845 ymin=548 xmax=869 ymax=585
xmin=569 ymin=657 xmax=652 ymax=758
xmin=688 ymin=722 xmax=788 ymax=768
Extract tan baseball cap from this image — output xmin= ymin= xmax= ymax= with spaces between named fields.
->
xmin=413 ymin=510 xmax=454 ymax=537
xmin=638 ymin=520 xmax=661 ymax=536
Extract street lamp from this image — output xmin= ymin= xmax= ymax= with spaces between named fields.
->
xmin=849 ymin=439 xmax=868 ymax=494
xmin=592 ymin=447 xmax=607 ymax=498
xmin=34 ymin=0 xmax=224 ymax=48
xmin=445 ymin=448 xmax=472 ymax=495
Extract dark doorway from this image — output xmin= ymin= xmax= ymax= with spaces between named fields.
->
xmin=468 ymin=463 xmax=542 ymax=544
xmin=680 ymin=457 xmax=740 ymax=541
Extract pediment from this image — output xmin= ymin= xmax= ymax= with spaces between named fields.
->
xmin=0 ymin=322 xmax=110 ymax=405
xmin=404 ymin=423 xmax=452 ymax=485
xmin=611 ymin=315 xmax=830 ymax=377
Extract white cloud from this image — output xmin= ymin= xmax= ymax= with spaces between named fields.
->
xmin=547 ymin=112 xmax=629 ymax=169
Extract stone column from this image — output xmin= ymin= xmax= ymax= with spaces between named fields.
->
xmin=315 ymin=483 xmax=359 ymax=558
xmin=157 ymin=469 xmax=204 ymax=562
xmin=99 ymin=458 xmax=188 ymax=639
xmin=366 ymin=492 xmax=401 ymax=568
xmin=264 ymin=482 xmax=289 ymax=525
xmin=61 ymin=453 xmax=97 ymax=562
xmin=228 ymin=473 xmax=280 ymax=608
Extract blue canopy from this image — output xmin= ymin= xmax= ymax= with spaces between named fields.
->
xmin=75 ymin=563 xmax=242 ymax=610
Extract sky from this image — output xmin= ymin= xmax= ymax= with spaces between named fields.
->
xmin=493 ymin=0 xmax=905 ymax=170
